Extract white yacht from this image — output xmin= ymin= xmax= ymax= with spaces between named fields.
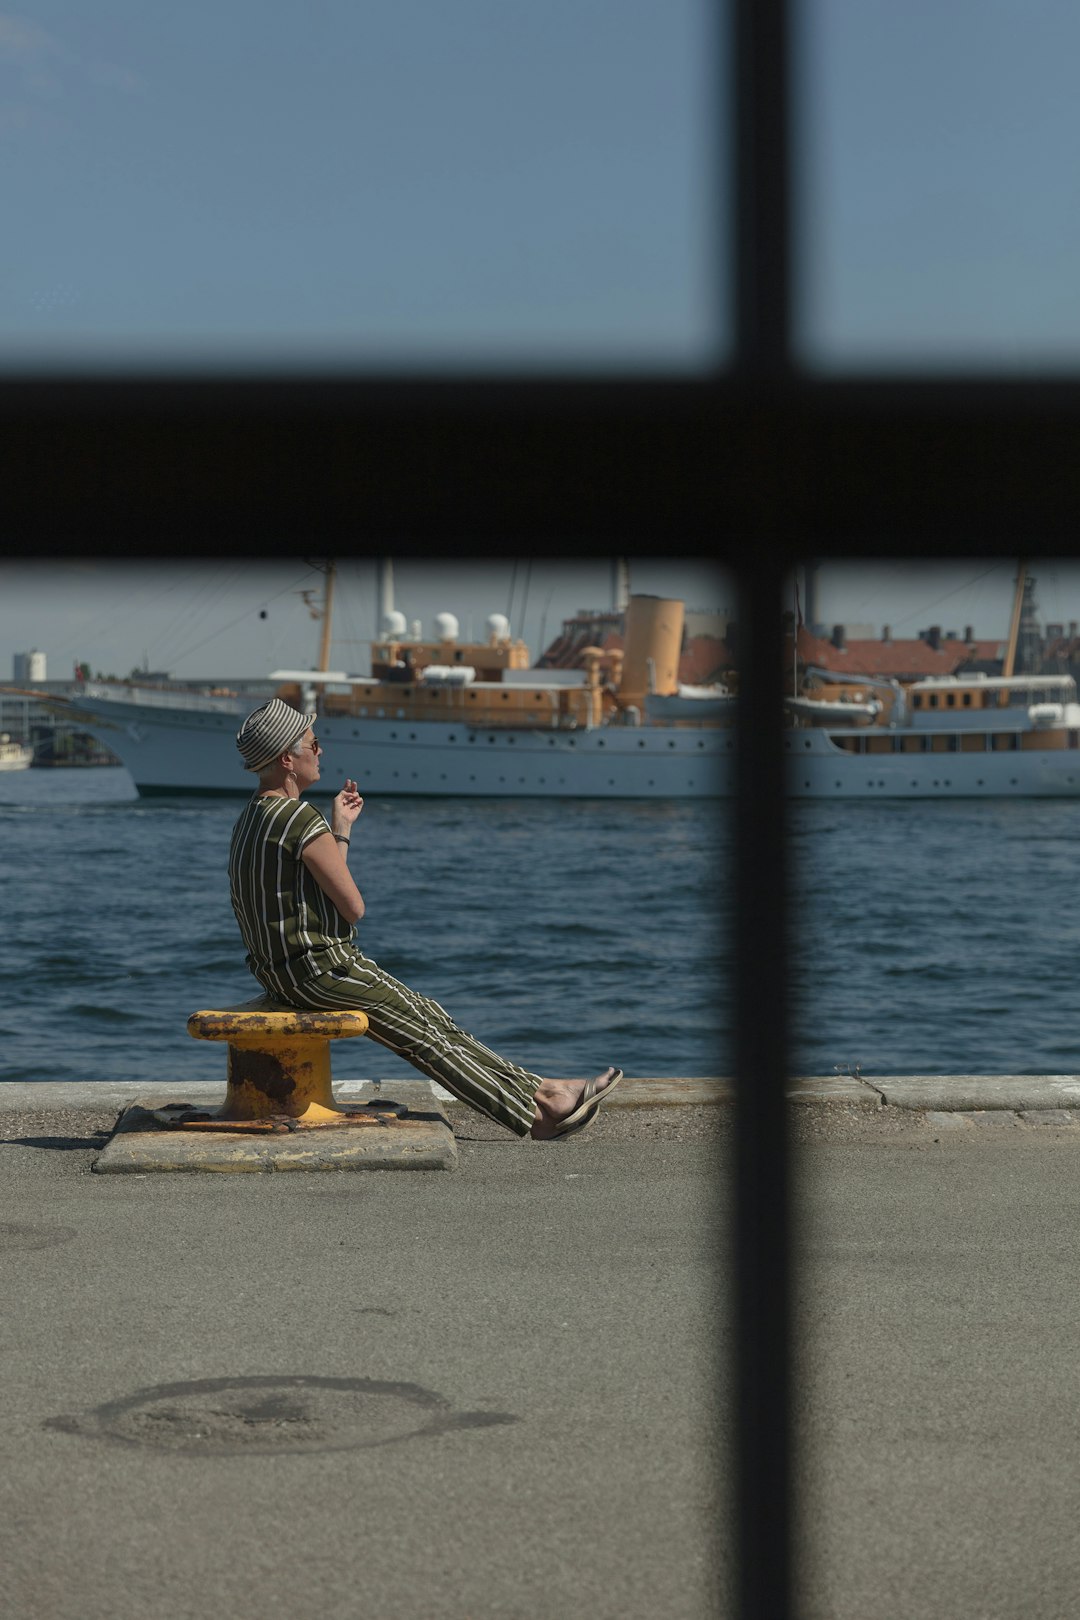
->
xmin=47 ymin=579 xmax=730 ymax=799
xmin=0 ymin=733 xmax=33 ymax=772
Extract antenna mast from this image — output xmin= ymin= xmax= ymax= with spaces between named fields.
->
xmin=317 ymin=562 xmax=336 ymax=672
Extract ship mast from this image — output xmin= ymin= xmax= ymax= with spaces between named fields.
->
xmin=316 ymin=562 xmax=337 ymax=672
xmin=998 ymin=561 xmax=1026 ymax=706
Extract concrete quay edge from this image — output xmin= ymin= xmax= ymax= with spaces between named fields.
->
xmin=6 ymin=1075 xmax=1080 ymax=1113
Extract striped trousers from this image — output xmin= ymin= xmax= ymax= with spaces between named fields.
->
xmin=283 ymin=950 xmax=541 ymax=1137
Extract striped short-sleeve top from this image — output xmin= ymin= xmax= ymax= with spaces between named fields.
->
xmin=228 ymin=796 xmax=355 ymax=997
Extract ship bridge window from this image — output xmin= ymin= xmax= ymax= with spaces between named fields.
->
xmin=928 ymin=694 xmax=939 ymax=708
xmin=945 ymin=693 xmax=956 ymax=708
xmin=833 ymin=735 xmax=861 ymax=753
xmin=1070 ymin=730 xmax=1080 ymax=750
xmin=913 ymin=694 xmax=923 ymax=708
xmin=963 ymin=693 xmax=973 ymax=707
xmin=992 ymin=733 xmax=1020 ymax=751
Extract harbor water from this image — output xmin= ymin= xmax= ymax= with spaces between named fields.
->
xmin=5 ymin=769 xmax=1079 ymax=1087
xmin=0 ymin=769 xmax=725 ymax=1087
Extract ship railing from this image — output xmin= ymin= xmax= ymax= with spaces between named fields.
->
xmin=82 ymin=682 xmax=249 ymax=713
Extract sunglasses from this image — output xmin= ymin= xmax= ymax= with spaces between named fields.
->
xmin=296 ymin=736 xmax=321 ymax=756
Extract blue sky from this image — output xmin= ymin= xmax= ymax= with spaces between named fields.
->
xmin=807 ymin=561 xmax=1080 ymax=640
xmin=1 ymin=1 xmax=714 ymax=368
xmin=3 ymin=2 xmax=1077 ymax=370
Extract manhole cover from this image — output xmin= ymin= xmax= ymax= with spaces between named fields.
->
xmin=45 ymin=1375 xmax=517 ymax=1457
xmin=0 ymin=1222 xmax=77 ymax=1252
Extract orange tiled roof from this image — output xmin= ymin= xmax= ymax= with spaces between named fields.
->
xmin=791 ymin=628 xmax=1000 ymax=678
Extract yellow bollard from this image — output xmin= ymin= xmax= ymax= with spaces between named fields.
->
xmin=187 ymin=998 xmax=370 ymax=1124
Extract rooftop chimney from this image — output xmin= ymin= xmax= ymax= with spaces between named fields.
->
xmin=964 ymin=626 xmax=974 ymax=643
xmin=831 ymin=624 xmax=845 ymax=650
xmin=925 ymin=625 xmax=941 ymax=652
xmin=881 ymin=625 xmax=891 ymax=642
xmin=1071 ymin=621 xmax=1078 ymax=639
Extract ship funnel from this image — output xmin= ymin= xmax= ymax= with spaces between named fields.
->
xmin=434 ymin=611 xmax=460 ymax=642
xmin=618 ymin=595 xmax=684 ymax=700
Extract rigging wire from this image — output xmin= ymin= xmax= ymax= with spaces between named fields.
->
xmin=166 ymin=567 xmax=324 ymax=669
xmin=887 ymin=564 xmax=1009 ymax=631
xmin=47 ymin=562 xmax=214 ymax=659
xmin=153 ymin=563 xmax=246 ymax=665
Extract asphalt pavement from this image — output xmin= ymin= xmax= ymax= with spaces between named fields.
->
xmin=6 ymin=1094 xmax=1080 ymax=1619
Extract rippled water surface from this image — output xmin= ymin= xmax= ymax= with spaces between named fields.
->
xmin=1 ymin=770 xmax=725 ymax=1085
xmin=790 ymin=799 xmax=1080 ymax=1075
xmin=8 ymin=772 xmax=1076 ymax=1086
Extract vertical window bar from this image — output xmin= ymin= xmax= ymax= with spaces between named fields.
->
xmin=734 ymin=558 xmax=791 ymax=1620
xmin=733 ymin=0 xmax=794 ymax=1614
xmin=733 ymin=0 xmax=792 ymax=375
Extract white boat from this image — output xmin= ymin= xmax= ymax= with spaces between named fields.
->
xmin=0 ymin=733 xmax=33 ymax=771
xmin=786 ymin=672 xmax=1080 ymax=798
xmin=47 ymin=560 xmax=1078 ymax=800
xmin=47 ymin=579 xmax=730 ymax=799
xmin=784 ymin=564 xmax=1080 ymax=797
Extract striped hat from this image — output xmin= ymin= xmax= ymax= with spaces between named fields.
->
xmin=236 ymin=699 xmax=316 ymax=772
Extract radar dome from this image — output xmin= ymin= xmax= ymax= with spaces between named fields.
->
xmin=433 ymin=612 xmax=460 ymax=641
xmin=381 ymin=609 xmax=407 ymax=638
xmin=486 ymin=613 xmax=510 ymax=640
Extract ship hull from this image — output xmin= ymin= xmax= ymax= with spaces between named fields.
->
xmin=64 ymin=692 xmax=728 ymax=798
xmin=787 ymin=727 xmax=1080 ymax=797
xmin=63 ymin=691 xmax=1080 ymax=800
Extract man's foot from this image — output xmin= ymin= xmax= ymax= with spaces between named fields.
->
xmin=530 ymin=1068 xmax=623 ymax=1139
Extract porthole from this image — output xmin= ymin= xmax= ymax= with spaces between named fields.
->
xmin=390 ymin=730 xmax=397 ymax=739
xmin=608 ymin=778 xmax=615 ymax=785
xmin=409 ymin=733 xmax=416 ymax=741
xmin=668 ymin=740 xmax=676 ymax=749
xmin=804 ymin=740 xmax=812 ymax=749
xmin=697 ymin=741 xmax=704 ymax=748
xmin=353 ymin=729 xmax=359 ymax=737
xmin=638 ymin=740 xmax=646 ymax=748
xmin=569 ymin=739 xmax=576 ymax=747
xmin=449 ymin=734 xmax=457 ymax=742
xmin=548 ymin=738 xmax=556 ymax=746
xmin=488 ymin=737 xmax=496 ymax=744
xmin=1010 ymin=778 xmax=1019 ymax=785
xmin=598 ymin=739 xmax=605 ymax=747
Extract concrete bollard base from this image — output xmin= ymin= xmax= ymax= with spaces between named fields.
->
xmin=92 ymin=1083 xmax=458 ymax=1173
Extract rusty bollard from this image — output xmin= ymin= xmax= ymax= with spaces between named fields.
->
xmin=187 ymin=997 xmax=370 ymax=1124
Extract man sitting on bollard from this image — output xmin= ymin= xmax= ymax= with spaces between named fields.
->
xmin=228 ymin=699 xmax=622 ymax=1140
